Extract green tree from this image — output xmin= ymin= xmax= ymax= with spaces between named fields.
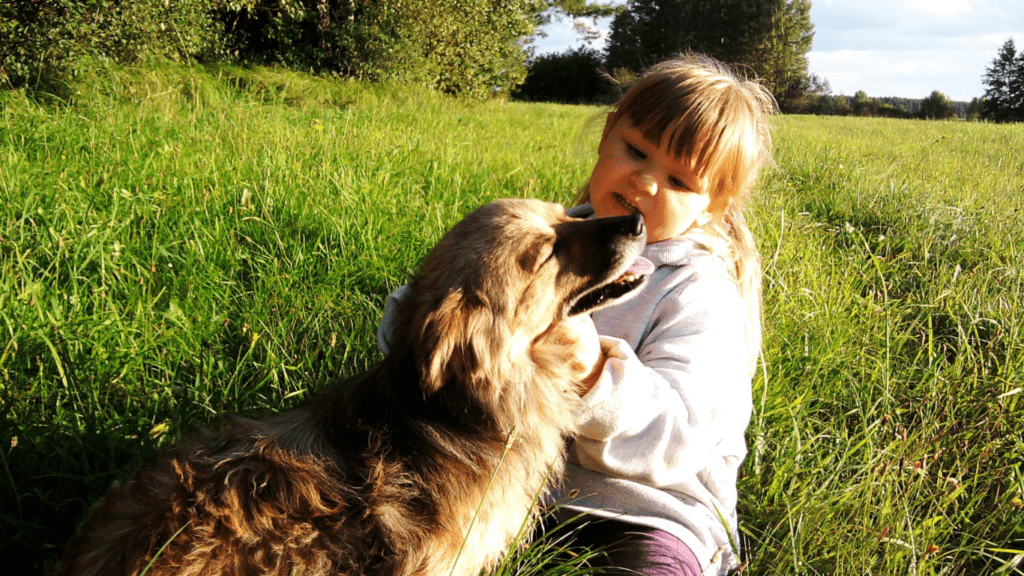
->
xmin=603 ymin=0 xmax=814 ymax=109
xmin=966 ymin=97 xmax=983 ymax=120
xmin=606 ymin=0 xmax=746 ymax=73
xmin=514 ymin=46 xmax=611 ymax=103
xmin=741 ymin=0 xmax=813 ymax=108
xmin=851 ymin=90 xmax=877 ymax=116
xmin=527 ymin=1 xmax=624 ymax=55
xmin=406 ymin=0 xmax=537 ymax=97
xmin=1 ymin=0 xmax=225 ymax=90
xmin=981 ymin=38 xmax=1024 ymax=122
xmin=220 ymin=0 xmax=538 ymax=98
xmin=833 ymin=94 xmax=851 ymax=115
xmin=807 ymin=72 xmax=832 ymax=96
xmin=0 ymin=0 xmax=625 ymax=98
xmin=537 ymin=0 xmax=623 ymax=22
xmin=918 ymin=90 xmax=954 ymax=120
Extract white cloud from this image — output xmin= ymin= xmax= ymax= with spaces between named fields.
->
xmin=906 ymin=0 xmax=972 ymax=15
xmin=809 ymin=48 xmax=995 ymax=100
xmin=808 ymin=1 xmax=1023 ymax=99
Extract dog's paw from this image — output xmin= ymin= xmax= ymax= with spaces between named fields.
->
xmin=560 ymin=315 xmax=601 ymax=376
xmin=536 ymin=315 xmax=603 ymax=391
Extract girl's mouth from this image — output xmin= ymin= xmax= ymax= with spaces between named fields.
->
xmin=613 ymin=193 xmax=641 ymax=215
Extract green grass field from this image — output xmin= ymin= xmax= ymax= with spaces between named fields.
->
xmin=2 ymin=63 xmax=1022 ymax=575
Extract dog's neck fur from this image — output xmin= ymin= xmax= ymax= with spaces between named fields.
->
xmin=293 ymin=344 xmax=578 ymax=576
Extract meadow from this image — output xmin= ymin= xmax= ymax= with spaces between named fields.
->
xmin=1 ymin=63 xmax=1022 ymax=575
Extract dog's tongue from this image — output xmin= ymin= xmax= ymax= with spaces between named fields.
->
xmin=627 ymin=256 xmax=654 ymax=277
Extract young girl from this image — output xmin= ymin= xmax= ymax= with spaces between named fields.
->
xmin=542 ymin=55 xmax=774 ymax=576
xmin=379 ymin=54 xmax=774 ymax=575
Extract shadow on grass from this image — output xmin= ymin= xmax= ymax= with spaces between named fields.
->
xmin=1 ymin=327 xmax=375 ymax=574
xmin=0 ymin=422 xmax=158 ymax=575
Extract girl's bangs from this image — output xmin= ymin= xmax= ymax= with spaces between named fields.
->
xmin=624 ymin=85 xmax=752 ymax=197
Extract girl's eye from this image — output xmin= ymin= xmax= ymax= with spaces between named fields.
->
xmin=626 ymin=143 xmax=647 ymax=159
xmin=669 ymin=176 xmax=687 ymax=189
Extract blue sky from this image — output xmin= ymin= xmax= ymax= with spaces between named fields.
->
xmin=533 ymin=1 xmax=1024 ymax=102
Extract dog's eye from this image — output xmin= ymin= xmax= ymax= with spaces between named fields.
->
xmin=549 ymin=239 xmax=562 ymax=260
xmin=539 ymin=241 xmax=557 ymax=268
xmin=520 ymin=239 xmax=555 ymax=273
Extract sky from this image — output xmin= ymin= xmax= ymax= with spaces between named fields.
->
xmin=532 ymin=0 xmax=1024 ymax=102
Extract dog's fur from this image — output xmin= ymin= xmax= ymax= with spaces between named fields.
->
xmin=55 ymin=199 xmax=647 ymax=576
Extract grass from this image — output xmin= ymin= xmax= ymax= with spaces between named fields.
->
xmin=1 ymin=62 xmax=1022 ymax=574
xmin=744 ymin=115 xmax=1024 ymax=574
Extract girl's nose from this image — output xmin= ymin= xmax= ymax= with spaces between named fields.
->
xmin=634 ymin=173 xmax=658 ymax=195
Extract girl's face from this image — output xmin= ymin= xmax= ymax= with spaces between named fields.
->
xmin=589 ymin=116 xmax=711 ymax=244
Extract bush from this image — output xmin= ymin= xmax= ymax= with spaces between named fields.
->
xmin=513 ymin=46 xmax=612 ymax=104
xmin=874 ymin=103 xmax=911 ymax=119
xmin=0 ymin=0 xmax=225 ymax=92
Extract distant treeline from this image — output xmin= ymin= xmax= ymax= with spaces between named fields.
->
xmin=514 ymin=47 xmax=970 ymax=120
xmin=800 ymin=37 xmax=1021 ymax=122
xmin=786 ymin=91 xmax=976 ymax=119
xmin=519 ymin=35 xmax=1024 ymax=123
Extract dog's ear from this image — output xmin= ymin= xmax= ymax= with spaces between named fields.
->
xmin=415 ymin=289 xmax=473 ymax=396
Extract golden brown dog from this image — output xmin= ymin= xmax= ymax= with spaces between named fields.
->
xmin=55 ymin=199 xmax=649 ymax=576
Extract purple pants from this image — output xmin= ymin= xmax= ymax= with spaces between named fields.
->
xmin=544 ymin=515 xmax=702 ymax=576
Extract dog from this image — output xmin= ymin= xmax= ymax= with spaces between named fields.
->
xmin=55 ymin=199 xmax=650 ymax=576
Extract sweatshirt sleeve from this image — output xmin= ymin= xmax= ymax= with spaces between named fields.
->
xmin=571 ymin=265 xmax=753 ymax=489
xmin=376 ymin=284 xmax=411 ymax=355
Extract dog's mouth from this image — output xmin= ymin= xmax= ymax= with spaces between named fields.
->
xmin=568 ymin=255 xmax=654 ymax=316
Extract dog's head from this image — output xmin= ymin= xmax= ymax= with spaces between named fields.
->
xmin=393 ymin=199 xmax=650 ymax=416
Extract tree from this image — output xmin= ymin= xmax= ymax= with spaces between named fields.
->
xmin=526 ymin=1 xmax=623 ymax=55
xmin=535 ymin=0 xmax=623 ymax=25
xmin=851 ymin=90 xmax=877 ymax=116
xmin=605 ymin=0 xmax=754 ymax=73
xmin=1 ymin=0 xmax=225 ymax=91
xmin=833 ymin=94 xmax=851 ymax=116
xmin=966 ymin=97 xmax=983 ymax=121
xmin=603 ymin=0 xmax=814 ymax=109
xmin=219 ymin=0 xmax=541 ymax=98
xmin=918 ymin=90 xmax=954 ymax=120
xmin=744 ymin=0 xmax=814 ymax=109
xmin=807 ymin=73 xmax=832 ymax=96
xmin=981 ymin=38 xmax=1024 ymax=122
xmin=514 ymin=46 xmax=610 ymax=103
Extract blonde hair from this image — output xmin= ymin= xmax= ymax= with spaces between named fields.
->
xmin=578 ymin=54 xmax=775 ymax=367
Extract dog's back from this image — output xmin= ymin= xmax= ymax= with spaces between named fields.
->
xmin=55 ymin=362 xmax=550 ymax=576
xmin=55 ymin=381 xmax=365 ymax=576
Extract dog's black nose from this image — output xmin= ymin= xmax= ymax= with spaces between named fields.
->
xmin=627 ymin=213 xmax=645 ymax=237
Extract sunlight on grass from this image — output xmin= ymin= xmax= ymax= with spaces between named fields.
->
xmin=742 ymin=115 xmax=1024 ymax=574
